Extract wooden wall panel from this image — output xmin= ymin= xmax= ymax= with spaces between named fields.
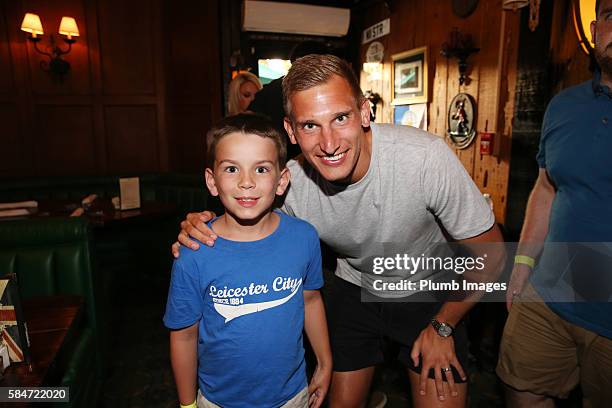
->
xmin=169 ymin=105 xmax=210 ymax=173
xmin=0 ymin=2 xmax=15 ymax=93
xmin=165 ymin=0 xmax=222 ymax=172
xmin=0 ymin=104 xmax=22 ymax=174
xmin=104 ymin=105 xmax=159 ymax=173
xmin=97 ymin=0 xmax=155 ymax=95
xmin=359 ymin=0 xmax=521 ymax=224
xmin=33 ymin=105 xmax=96 ymax=175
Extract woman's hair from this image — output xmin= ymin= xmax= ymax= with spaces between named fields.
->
xmin=227 ymin=71 xmax=262 ymax=115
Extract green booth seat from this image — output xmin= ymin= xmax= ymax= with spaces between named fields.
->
xmin=0 ymin=217 xmax=105 ymax=407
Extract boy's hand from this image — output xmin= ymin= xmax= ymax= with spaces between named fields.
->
xmin=308 ymin=363 xmax=331 ymax=408
xmin=171 ymin=211 xmax=218 ymax=258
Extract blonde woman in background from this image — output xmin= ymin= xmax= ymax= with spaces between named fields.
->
xmin=227 ymin=71 xmax=262 ymax=115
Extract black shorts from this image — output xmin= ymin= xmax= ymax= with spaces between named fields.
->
xmin=325 ymin=276 xmax=469 ymax=383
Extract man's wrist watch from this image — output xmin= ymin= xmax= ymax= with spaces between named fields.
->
xmin=430 ymin=318 xmax=454 ymax=338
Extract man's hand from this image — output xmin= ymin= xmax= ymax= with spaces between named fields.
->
xmin=308 ymin=363 xmax=331 ymax=408
xmin=171 ymin=211 xmax=217 ymax=258
xmin=506 ymin=263 xmax=531 ymax=311
xmin=410 ymin=325 xmax=466 ymax=401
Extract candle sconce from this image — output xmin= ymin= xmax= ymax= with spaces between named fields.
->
xmin=441 ymin=28 xmax=479 ymax=86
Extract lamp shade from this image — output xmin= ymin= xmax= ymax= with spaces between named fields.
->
xmin=502 ymin=0 xmax=529 ymax=10
xmin=21 ymin=13 xmax=44 ymax=36
xmin=59 ymin=17 xmax=79 ymax=38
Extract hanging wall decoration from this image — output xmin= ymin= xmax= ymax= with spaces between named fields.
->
xmin=447 ymin=93 xmax=477 ymax=149
xmin=391 ymin=47 xmax=428 ymax=105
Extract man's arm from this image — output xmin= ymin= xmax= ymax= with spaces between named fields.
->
xmin=410 ymin=223 xmax=505 ymax=400
xmin=170 ymin=323 xmax=199 ymax=406
xmin=506 ymin=168 xmax=556 ymax=309
xmin=303 ymin=290 xmax=332 ymax=408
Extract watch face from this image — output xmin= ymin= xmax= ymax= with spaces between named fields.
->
xmin=439 ymin=323 xmax=453 ymax=337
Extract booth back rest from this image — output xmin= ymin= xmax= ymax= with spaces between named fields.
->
xmin=0 ymin=217 xmax=100 ymax=337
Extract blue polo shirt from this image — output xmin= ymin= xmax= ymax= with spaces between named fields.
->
xmin=532 ymin=72 xmax=612 ymax=338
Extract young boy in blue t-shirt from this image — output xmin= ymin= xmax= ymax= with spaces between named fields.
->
xmin=164 ymin=114 xmax=331 ymax=408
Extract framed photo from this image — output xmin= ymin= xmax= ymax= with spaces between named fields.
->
xmin=391 ymin=46 xmax=428 ymax=105
xmin=393 ymin=103 xmax=428 ymax=131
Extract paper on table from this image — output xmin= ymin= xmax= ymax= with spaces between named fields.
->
xmin=0 ymin=200 xmax=38 ymax=210
xmin=119 ymin=177 xmax=141 ymax=210
xmin=0 ymin=208 xmax=30 ymax=218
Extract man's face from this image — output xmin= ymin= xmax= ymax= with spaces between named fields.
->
xmin=205 ymin=132 xmax=289 ymax=224
xmin=284 ymin=75 xmax=371 ymax=184
xmin=591 ymin=0 xmax=612 ymax=75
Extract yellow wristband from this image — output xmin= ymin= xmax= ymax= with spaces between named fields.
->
xmin=514 ymin=255 xmax=535 ymax=268
xmin=180 ymin=401 xmax=196 ymax=408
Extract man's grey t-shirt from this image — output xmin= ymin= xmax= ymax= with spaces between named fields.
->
xmin=282 ymin=123 xmax=494 ymax=294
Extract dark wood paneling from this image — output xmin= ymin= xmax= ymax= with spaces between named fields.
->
xmin=165 ymin=0 xmax=222 ymax=171
xmin=0 ymin=0 xmax=224 ymax=178
xmin=169 ymin=104 xmax=210 ymax=173
xmin=33 ymin=105 xmax=96 ymax=175
xmin=104 ymin=105 xmax=159 ymax=173
xmin=0 ymin=1 xmax=15 ymax=93
xmin=0 ymin=104 xmax=22 ymax=174
xmin=97 ymin=0 xmax=156 ymax=95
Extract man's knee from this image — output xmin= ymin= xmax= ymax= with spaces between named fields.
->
xmin=329 ymin=368 xmax=375 ymax=408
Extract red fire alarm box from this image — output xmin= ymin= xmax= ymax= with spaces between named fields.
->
xmin=480 ymin=132 xmax=494 ymax=155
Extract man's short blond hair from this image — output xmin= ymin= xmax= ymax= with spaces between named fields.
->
xmin=282 ymin=54 xmax=364 ymax=120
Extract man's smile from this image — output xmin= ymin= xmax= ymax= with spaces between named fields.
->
xmin=319 ymin=150 xmax=348 ymax=166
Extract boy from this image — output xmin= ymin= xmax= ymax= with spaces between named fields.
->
xmin=163 ymin=114 xmax=332 ymax=408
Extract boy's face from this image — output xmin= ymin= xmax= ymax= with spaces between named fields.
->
xmin=284 ymin=74 xmax=371 ymax=184
xmin=205 ymin=132 xmax=289 ymax=223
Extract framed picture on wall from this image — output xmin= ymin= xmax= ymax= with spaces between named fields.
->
xmin=391 ymin=46 xmax=428 ymax=105
xmin=393 ymin=103 xmax=428 ymax=131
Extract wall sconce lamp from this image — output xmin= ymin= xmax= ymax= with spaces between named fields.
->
xmin=441 ymin=28 xmax=480 ymax=86
xmin=20 ymin=13 xmax=80 ymax=81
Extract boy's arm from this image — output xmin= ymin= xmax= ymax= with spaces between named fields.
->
xmin=303 ymin=290 xmax=332 ymax=408
xmin=170 ymin=322 xmax=199 ymax=406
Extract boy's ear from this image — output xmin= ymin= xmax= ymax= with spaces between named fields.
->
xmin=275 ymin=167 xmax=291 ymax=196
xmin=204 ymin=168 xmax=219 ymax=196
xmin=284 ymin=117 xmax=298 ymax=145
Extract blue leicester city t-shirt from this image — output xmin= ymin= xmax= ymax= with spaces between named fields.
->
xmin=533 ymin=76 xmax=612 ymax=338
xmin=164 ymin=212 xmax=323 ymax=408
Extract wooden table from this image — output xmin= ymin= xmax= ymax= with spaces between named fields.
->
xmin=0 ymin=295 xmax=83 ymax=387
xmin=29 ymin=199 xmax=177 ymax=228
xmin=85 ymin=201 xmax=177 ymax=228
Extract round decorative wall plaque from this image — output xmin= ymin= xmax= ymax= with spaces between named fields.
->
xmin=447 ymin=93 xmax=477 ymax=149
xmin=452 ymin=0 xmax=479 ymax=18
xmin=366 ymin=41 xmax=385 ymax=63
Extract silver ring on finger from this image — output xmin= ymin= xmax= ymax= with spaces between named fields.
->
xmin=441 ymin=367 xmax=452 ymax=373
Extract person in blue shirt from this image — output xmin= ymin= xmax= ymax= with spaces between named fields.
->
xmin=498 ymin=0 xmax=612 ymax=406
xmin=164 ymin=114 xmax=331 ymax=408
